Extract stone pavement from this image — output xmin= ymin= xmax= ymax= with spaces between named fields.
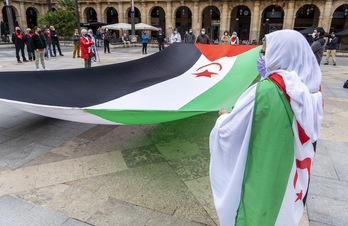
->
xmin=0 ymin=45 xmax=347 ymax=226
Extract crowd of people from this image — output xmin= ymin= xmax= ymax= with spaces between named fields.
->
xmin=10 ymin=25 xmax=339 ymax=70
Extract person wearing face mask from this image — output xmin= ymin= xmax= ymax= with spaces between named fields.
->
xmin=157 ymin=28 xmax=165 ymax=51
xmin=12 ymin=27 xmax=29 ymax=63
xmin=170 ymin=28 xmax=181 ymax=44
xmin=221 ymin=31 xmax=230 ymax=44
xmin=141 ymin=31 xmax=149 ymax=54
xmin=230 ymin=31 xmax=239 ymax=45
xmin=196 ymin=28 xmax=211 ymax=44
xmin=49 ymin=25 xmax=64 ymax=56
xmin=324 ymin=32 xmax=338 ymax=66
xmin=184 ymin=28 xmax=196 ymax=44
xmin=79 ymin=29 xmax=94 ymax=68
xmin=210 ymin=29 xmax=323 ymax=226
xmin=310 ymin=27 xmax=326 ymax=65
xmin=24 ymin=28 xmax=35 ymax=61
xmin=31 ymin=26 xmax=47 ymax=70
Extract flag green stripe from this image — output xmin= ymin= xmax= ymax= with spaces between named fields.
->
xmin=84 ymin=109 xmax=207 ymax=124
xmin=235 ymin=79 xmax=294 ymax=225
xmin=179 ymin=46 xmax=261 ymax=112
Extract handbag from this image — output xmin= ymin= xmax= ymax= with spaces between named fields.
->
xmin=89 ymin=52 xmax=95 ymax=57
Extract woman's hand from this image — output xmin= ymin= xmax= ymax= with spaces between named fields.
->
xmin=218 ymin=108 xmax=229 ymax=116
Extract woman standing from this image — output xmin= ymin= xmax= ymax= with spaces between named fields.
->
xmin=79 ymin=29 xmax=94 ymax=68
xmin=141 ymin=31 xmax=149 ymax=54
xmin=210 ymin=30 xmax=323 ymax=226
xmin=221 ymin=31 xmax=230 ymax=44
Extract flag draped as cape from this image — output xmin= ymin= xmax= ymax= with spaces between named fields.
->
xmin=209 ymin=73 xmax=319 ymax=225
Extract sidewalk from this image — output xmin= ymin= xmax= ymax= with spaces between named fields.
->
xmin=0 ymin=46 xmax=347 ymax=226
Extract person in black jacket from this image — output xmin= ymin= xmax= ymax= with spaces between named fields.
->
xmin=310 ymin=27 xmax=326 ymax=65
xmin=12 ymin=27 xmax=29 ymax=63
xmin=324 ymin=32 xmax=338 ymax=66
xmin=31 ymin=26 xmax=47 ymax=70
xmin=50 ymin=25 xmax=64 ymax=56
xmin=24 ymin=28 xmax=35 ymax=61
xmin=157 ymin=28 xmax=165 ymax=51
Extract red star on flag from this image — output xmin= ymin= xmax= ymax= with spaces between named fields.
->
xmin=193 ymin=70 xmax=218 ymax=78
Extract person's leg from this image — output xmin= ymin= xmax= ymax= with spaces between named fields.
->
xmin=48 ymin=44 xmax=53 ymax=57
xmin=145 ymin=43 xmax=147 ymax=54
xmin=77 ymin=44 xmax=80 ymax=57
xmin=35 ymin=51 xmax=40 ymax=69
xmin=88 ymin=58 xmax=92 ymax=67
xmin=325 ymin=49 xmax=331 ymax=64
xmin=40 ymin=51 xmax=46 ymax=69
xmin=52 ymin=42 xmax=57 ymax=56
xmin=21 ymin=47 xmax=28 ymax=61
xmin=142 ymin=43 xmax=145 ymax=54
xmin=15 ymin=46 xmax=21 ymax=62
xmin=107 ymin=41 xmax=110 ymax=53
xmin=32 ymin=51 xmax=35 ymax=60
xmin=73 ymin=44 xmax=77 ymax=57
xmin=84 ymin=59 xmax=88 ymax=68
xmin=27 ymin=51 xmax=32 ymax=61
xmin=57 ymin=41 xmax=63 ymax=55
xmin=332 ymin=49 xmax=336 ymax=65
xmin=104 ymin=40 xmax=107 ymax=53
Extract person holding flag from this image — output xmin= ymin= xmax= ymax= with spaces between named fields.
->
xmin=209 ymin=29 xmax=323 ymax=226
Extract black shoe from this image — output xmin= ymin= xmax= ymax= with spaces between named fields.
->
xmin=77 ymin=56 xmax=80 ymax=58
xmin=17 ymin=60 xmax=22 ymax=63
xmin=333 ymin=63 xmax=336 ymax=66
xmin=23 ymin=59 xmax=29 ymax=62
xmin=60 ymin=54 xmax=64 ymax=56
xmin=324 ymin=63 xmax=328 ymax=65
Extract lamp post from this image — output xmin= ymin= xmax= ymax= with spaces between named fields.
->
xmin=130 ymin=0 xmax=135 ymax=36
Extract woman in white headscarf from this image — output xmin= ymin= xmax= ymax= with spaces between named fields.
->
xmin=209 ymin=30 xmax=323 ymax=226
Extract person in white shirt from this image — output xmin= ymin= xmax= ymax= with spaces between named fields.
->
xmin=170 ymin=28 xmax=181 ymax=44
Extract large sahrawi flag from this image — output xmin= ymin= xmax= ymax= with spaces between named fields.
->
xmin=0 ymin=44 xmax=260 ymax=125
xmin=210 ymin=74 xmax=313 ymax=225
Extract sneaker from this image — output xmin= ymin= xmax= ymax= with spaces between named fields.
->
xmin=324 ymin=63 xmax=328 ymax=65
xmin=36 ymin=68 xmax=40 ymax=71
xmin=333 ymin=64 xmax=336 ymax=66
xmin=43 ymin=68 xmax=49 ymax=70
xmin=17 ymin=60 xmax=22 ymax=63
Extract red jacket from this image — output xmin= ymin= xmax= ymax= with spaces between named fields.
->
xmin=80 ymin=35 xmax=94 ymax=59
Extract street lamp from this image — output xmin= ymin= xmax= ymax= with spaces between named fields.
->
xmin=74 ymin=0 xmax=80 ymax=32
xmin=4 ymin=0 xmax=15 ymax=36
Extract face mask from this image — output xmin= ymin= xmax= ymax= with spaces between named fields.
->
xmin=174 ymin=31 xmax=177 ymax=34
xmin=189 ymin=31 xmax=192 ymax=33
xmin=232 ymin=34 xmax=236 ymax=37
xmin=257 ymin=57 xmax=266 ymax=78
xmin=201 ymin=32 xmax=205 ymax=35
xmin=312 ymin=32 xmax=316 ymax=39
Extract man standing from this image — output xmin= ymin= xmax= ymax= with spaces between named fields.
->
xmin=72 ymin=29 xmax=81 ymax=58
xmin=184 ymin=28 xmax=196 ymax=44
xmin=196 ymin=28 xmax=210 ymax=44
xmin=103 ymin=28 xmax=111 ymax=53
xmin=324 ymin=32 xmax=338 ymax=66
xmin=31 ymin=26 xmax=47 ymax=70
xmin=157 ymin=28 xmax=165 ymax=51
xmin=12 ymin=27 xmax=29 ymax=63
xmin=24 ymin=28 xmax=35 ymax=61
xmin=310 ymin=27 xmax=326 ymax=65
xmin=50 ymin=26 xmax=64 ymax=56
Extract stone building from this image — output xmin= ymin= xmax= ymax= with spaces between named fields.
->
xmin=1 ymin=0 xmax=348 ymax=45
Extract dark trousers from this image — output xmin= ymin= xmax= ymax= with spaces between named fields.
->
xmin=104 ymin=40 xmax=110 ymax=53
xmin=142 ymin=43 xmax=148 ymax=54
xmin=52 ymin=40 xmax=62 ymax=56
xmin=15 ymin=45 xmax=26 ymax=61
xmin=158 ymin=42 xmax=164 ymax=51
xmin=27 ymin=51 xmax=35 ymax=60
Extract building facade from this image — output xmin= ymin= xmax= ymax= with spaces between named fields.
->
xmin=1 ymin=0 xmax=348 ymax=43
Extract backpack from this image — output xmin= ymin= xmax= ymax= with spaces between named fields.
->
xmin=343 ymin=80 xmax=348 ymax=89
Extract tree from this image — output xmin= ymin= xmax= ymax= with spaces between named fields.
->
xmin=38 ymin=10 xmax=76 ymax=39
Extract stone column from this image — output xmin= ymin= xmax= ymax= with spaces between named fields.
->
xmin=220 ymin=1 xmax=229 ymax=35
xmin=320 ymin=0 xmax=333 ymax=32
xmin=283 ymin=0 xmax=295 ymax=29
xmin=118 ymin=3 xmax=124 ymax=23
xmin=19 ymin=2 xmax=26 ymax=28
xmin=96 ymin=3 xmax=102 ymax=22
xmin=192 ymin=0 xmax=199 ymax=32
xmin=165 ymin=1 xmax=173 ymax=37
xmin=249 ymin=0 xmax=260 ymax=42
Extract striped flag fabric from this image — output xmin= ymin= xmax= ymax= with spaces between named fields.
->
xmin=209 ymin=74 xmax=314 ymax=226
xmin=0 ymin=44 xmax=260 ymax=125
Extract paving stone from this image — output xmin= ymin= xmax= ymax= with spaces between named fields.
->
xmin=0 ymin=143 xmax=53 ymax=169
xmin=307 ymin=195 xmax=348 ymax=226
xmin=62 ymin=218 xmax=93 ymax=226
xmin=77 ymin=124 xmax=118 ymax=141
xmin=0 ymin=195 xmax=68 ymax=226
xmin=309 ymin=175 xmax=348 ymax=203
xmin=121 ymin=144 xmax=165 ymax=168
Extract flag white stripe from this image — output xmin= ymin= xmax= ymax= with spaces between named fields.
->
xmin=86 ymin=55 xmax=236 ymax=111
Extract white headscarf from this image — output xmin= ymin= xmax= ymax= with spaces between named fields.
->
xmin=264 ymin=30 xmax=323 ymax=142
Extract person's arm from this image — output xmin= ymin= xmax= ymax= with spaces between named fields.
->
xmin=311 ymin=41 xmax=322 ymax=53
